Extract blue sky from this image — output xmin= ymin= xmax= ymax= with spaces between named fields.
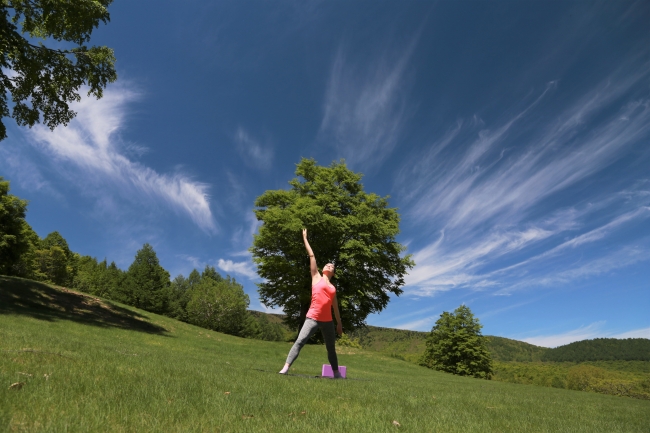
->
xmin=2 ymin=1 xmax=649 ymax=347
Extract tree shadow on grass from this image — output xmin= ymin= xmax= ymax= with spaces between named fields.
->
xmin=0 ymin=276 xmax=168 ymax=335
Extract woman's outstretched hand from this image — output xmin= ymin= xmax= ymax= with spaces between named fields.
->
xmin=302 ymin=228 xmax=307 ymax=238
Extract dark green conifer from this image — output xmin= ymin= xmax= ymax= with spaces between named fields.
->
xmin=117 ymin=243 xmax=170 ymax=314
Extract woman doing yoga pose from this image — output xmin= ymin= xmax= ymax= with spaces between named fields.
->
xmin=279 ymin=228 xmax=343 ymax=378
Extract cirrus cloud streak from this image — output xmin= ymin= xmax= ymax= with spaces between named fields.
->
xmin=26 ymin=85 xmax=217 ymax=233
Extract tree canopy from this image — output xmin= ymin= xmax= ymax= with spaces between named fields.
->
xmin=0 ymin=176 xmax=32 ymax=274
xmin=33 ymin=230 xmax=77 ymax=285
xmin=0 ymin=0 xmax=116 ymax=141
xmin=250 ymin=158 xmax=414 ymax=331
xmin=114 ymin=243 xmax=171 ymax=314
xmin=186 ymin=275 xmax=250 ymax=336
xmin=420 ymin=305 xmax=493 ymax=379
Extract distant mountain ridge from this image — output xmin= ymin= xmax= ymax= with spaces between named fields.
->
xmin=353 ymin=326 xmax=649 ymax=363
xmin=540 ymin=338 xmax=650 ymax=362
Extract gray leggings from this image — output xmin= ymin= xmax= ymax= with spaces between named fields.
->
xmin=285 ymin=318 xmax=339 ymax=371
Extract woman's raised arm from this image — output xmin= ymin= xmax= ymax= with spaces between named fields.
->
xmin=302 ymin=228 xmax=320 ymax=282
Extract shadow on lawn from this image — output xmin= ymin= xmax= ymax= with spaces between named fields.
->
xmin=0 ymin=276 xmax=168 ymax=335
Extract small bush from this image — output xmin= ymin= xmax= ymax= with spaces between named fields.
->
xmin=186 ymin=277 xmax=249 ymax=336
xmin=566 ymin=365 xmax=606 ymax=391
xmin=337 ymin=333 xmax=362 ymax=348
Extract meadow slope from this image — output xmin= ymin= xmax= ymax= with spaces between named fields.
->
xmin=1 ymin=276 xmax=649 ymax=432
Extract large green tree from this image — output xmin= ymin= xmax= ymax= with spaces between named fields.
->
xmin=420 ymin=305 xmax=493 ymax=379
xmin=116 ymin=243 xmax=171 ymax=314
xmin=167 ymin=265 xmax=221 ymax=322
xmin=250 ymin=158 xmax=414 ymax=331
xmin=186 ymin=275 xmax=250 ymax=336
xmin=33 ymin=230 xmax=77 ymax=285
xmin=0 ymin=176 xmax=33 ymax=275
xmin=0 ymin=0 xmax=117 ymax=141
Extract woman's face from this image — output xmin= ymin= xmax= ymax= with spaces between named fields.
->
xmin=323 ymin=263 xmax=335 ymax=277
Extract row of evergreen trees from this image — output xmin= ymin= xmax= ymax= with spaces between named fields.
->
xmin=1 ymin=176 xmax=285 ymax=341
xmin=73 ymin=247 xmax=286 ymax=341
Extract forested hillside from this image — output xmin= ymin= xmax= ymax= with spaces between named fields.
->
xmin=0 ymin=176 xmax=286 ymax=342
xmin=344 ymin=325 xmax=551 ymax=363
xmin=541 ymin=338 xmax=650 ymax=362
xmin=345 ymin=324 xmax=648 ymax=364
xmin=485 ymin=336 xmax=548 ymax=361
xmin=348 ymin=325 xmax=428 ymax=363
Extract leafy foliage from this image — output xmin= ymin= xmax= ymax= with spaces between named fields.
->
xmin=113 ymin=243 xmax=171 ymax=315
xmin=348 ymin=325 xmax=427 ymax=363
xmin=186 ymin=275 xmax=249 ymax=336
xmin=0 ymin=179 xmax=78 ymax=284
xmin=0 ymin=0 xmax=117 ymax=140
xmin=485 ymin=336 xmax=548 ymax=362
xmin=0 ymin=177 xmax=32 ymax=275
xmin=251 ymin=158 xmax=414 ymax=331
xmin=420 ymin=305 xmax=493 ymax=379
xmin=72 ymin=256 xmax=123 ymax=298
xmin=32 ymin=231 xmax=77 ymax=285
xmin=166 ymin=274 xmax=192 ymax=322
xmin=336 ymin=333 xmax=362 ymax=348
xmin=541 ymin=338 xmax=650 ymax=362
xmin=492 ymin=361 xmax=650 ymax=400
xmin=242 ymin=311 xmax=288 ymax=341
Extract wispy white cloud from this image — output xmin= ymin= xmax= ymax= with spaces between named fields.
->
xmin=178 ymin=254 xmax=203 ymax=270
xmin=234 ymin=126 xmax=273 ymax=170
xmin=489 ymin=207 xmax=650 ymax=281
xmin=394 ymin=316 xmax=436 ymax=331
xmin=521 ymin=322 xmax=650 ymax=348
xmin=258 ymin=302 xmax=284 ymax=315
xmin=522 ymin=322 xmax=606 ymax=348
xmin=318 ymin=37 xmax=418 ymax=170
xmin=407 ymin=87 xmax=649 ymax=233
xmin=0 ymin=143 xmax=60 ymax=198
xmin=225 ymin=170 xmax=248 ymax=208
xmin=380 ymin=305 xmax=442 ymax=325
xmin=478 ymin=299 xmax=540 ymax=319
xmin=217 ymin=258 xmax=258 ymax=279
xmin=406 ymin=227 xmax=553 ymax=295
xmin=611 ymin=327 xmax=650 ymax=339
xmin=539 ymin=246 xmax=649 ymax=284
xmin=24 ymin=84 xmax=217 ymax=233
xmin=230 ymin=211 xmax=261 ymax=250
xmin=399 ymin=60 xmax=650 ymax=296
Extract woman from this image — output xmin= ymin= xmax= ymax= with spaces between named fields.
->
xmin=279 ymin=228 xmax=344 ymax=378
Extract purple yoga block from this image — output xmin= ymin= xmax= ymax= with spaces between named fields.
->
xmin=321 ymin=364 xmax=346 ymax=378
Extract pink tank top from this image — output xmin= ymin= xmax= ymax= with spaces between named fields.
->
xmin=306 ymin=277 xmax=336 ymax=322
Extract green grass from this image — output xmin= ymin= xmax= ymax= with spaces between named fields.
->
xmin=1 ymin=276 xmax=649 ymax=432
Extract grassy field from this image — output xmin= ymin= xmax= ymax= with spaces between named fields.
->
xmin=1 ymin=276 xmax=649 ymax=432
